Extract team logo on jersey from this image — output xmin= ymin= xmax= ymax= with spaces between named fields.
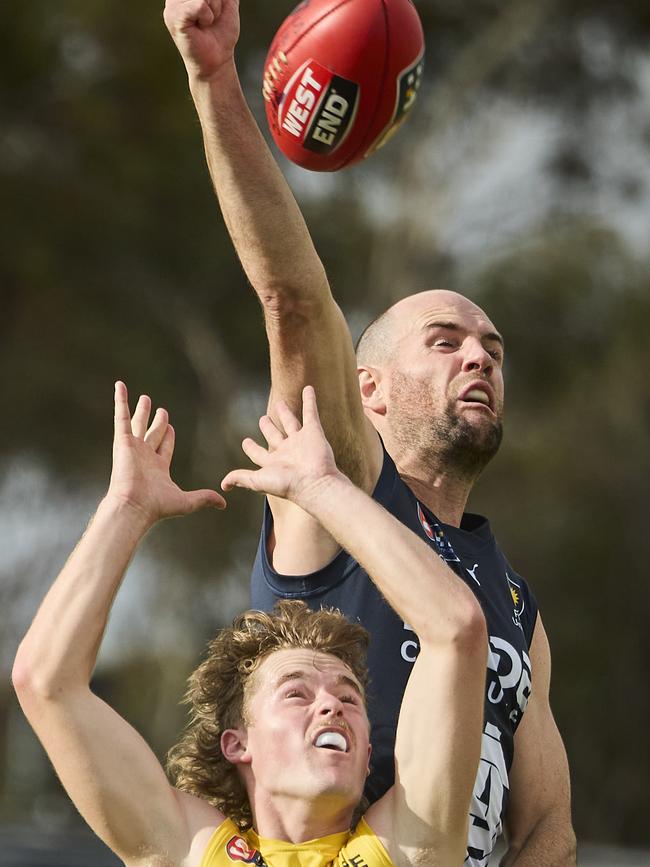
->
xmin=416 ymin=502 xmax=461 ymax=565
xmin=506 ymin=573 xmax=524 ymax=630
xmin=225 ymin=835 xmax=265 ymax=864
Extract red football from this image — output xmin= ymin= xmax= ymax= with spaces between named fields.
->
xmin=262 ymin=0 xmax=425 ymax=171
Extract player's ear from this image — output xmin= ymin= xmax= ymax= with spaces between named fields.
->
xmin=221 ymin=729 xmax=251 ymax=765
xmin=358 ymin=366 xmax=387 ymax=415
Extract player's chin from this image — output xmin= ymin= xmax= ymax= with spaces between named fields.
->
xmin=452 ymin=408 xmax=503 ymax=452
xmin=471 ymin=413 xmax=503 ymax=440
xmin=311 ymin=758 xmax=365 ymax=797
xmin=317 ymin=776 xmax=366 ymax=806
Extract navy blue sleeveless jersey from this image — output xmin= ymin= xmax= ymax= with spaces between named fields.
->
xmin=251 ymin=450 xmax=538 ymax=866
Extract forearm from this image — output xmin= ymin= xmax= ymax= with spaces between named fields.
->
xmin=190 ymin=64 xmax=329 ymax=305
xmin=13 ymin=497 xmax=151 ymax=697
xmin=304 ymin=474 xmax=482 ymax=641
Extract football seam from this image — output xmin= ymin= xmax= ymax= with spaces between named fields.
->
xmin=338 ymin=0 xmax=390 ymax=169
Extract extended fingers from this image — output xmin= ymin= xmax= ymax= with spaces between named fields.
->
xmin=221 ymin=468 xmax=260 ymax=492
xmin=184 ymin=488 xmax=226 ymax=511
xmin=131 ymin=394 xmax=152 ymax=438
xmin=158 ymin=424 xmax=176 ymax=466
xmin=274 ymin=400 xmax=302 ymax=434
xmin=144 ymin=407 xmax=169 ymax=452
xmin=259 ymin=414 xmax=285 ymax=449
xmin=241 ymin=436 xmax=270 ymax=467
xmin=114 ymin=381 xmax=132 ymax=436
xmin=301 ymin=385 xmax=323 ymax=430
xmin=220 ymin=435 xmax=272 ymax=491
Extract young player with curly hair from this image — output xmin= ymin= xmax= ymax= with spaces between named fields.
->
xmin=13 ymin=383 xmax=486 ymax=866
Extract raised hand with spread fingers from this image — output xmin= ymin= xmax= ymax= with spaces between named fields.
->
xmin=12 ymin=382 xmax=226 ymax=866
xmin=111 ymin=380 xmax=225 ymax=526
xmin=222 ymin=385 xmax=343 ymax=512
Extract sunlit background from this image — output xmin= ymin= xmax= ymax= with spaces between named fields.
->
xmin=2 ymin=0 xmax=649 ymax=862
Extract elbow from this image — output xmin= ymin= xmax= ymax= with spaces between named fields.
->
xmin=416 ymin=594 xmax=487 ymax=660
xmin=453 ymin=596 xmax=488 ymax=657
xmin=436 ymin=594 xmax=487 ymax=659
xmin=11 ymin=649 xmax=30 ymax=699
xmin=12 ymin=644 xmax=45 ymax=706
xmin=258 ymin=289 xmax=305 ymax=322
xmin=12 ymin=643 xmax=68 ymax=707
xmin=256 ymin=271 xmax=331 ymax=318
xmin=11 ymin=647 xmax=42 ymax=715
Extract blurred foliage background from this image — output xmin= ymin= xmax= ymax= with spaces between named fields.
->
xmin=1 ymin=0 xmax=649 ymax=856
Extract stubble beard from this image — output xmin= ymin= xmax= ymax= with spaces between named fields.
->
xmin=388 ymin=371 xmax=503 ymax=482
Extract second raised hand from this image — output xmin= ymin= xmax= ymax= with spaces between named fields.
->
xmin=109 ymin=381 xmax=226 ymax=524
xmin=221 ymin=386 xmax=345 ymax=508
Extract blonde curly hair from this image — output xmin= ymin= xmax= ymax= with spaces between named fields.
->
xmin=166 ymin=600 xmax=370 ymax=829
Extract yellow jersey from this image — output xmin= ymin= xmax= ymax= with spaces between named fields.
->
xmin=199 ymin=816 xmax=392 ymax=867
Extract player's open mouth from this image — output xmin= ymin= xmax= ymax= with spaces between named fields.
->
xmin=313 ymin=730 xmax=349 ymax=753
xmin=459 ymin=382 xmax=494 ymax=412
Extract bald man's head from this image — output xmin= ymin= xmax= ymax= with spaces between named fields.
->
xmin=356 ymin=290 xmax=504 ymax=481
xmin=356 ymin=290 xmax=496 ymax=369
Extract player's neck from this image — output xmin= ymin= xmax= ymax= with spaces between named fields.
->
xmin=250 ymin=791 xmax=354 ymax=844
xmin=395 ymin=458 xmax=474 ymax=527
xmin=377 ymin=422 xmax=485 ymax=527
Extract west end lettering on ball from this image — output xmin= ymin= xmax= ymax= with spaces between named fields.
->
xmin=264 ymin=0 xmax=425 ymax=168
xmin=280 ymin=63 xmax=323 ymax=138
xmin=308 ymin=90 xmax=351 ymax=148
xmin=278 ymin=59 xmax=358 ymax=155
xmin=304 ymin=72 xmax=358 ymax=154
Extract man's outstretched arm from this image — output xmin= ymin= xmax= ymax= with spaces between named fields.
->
xmin=163 ymin=1 xmax=381 ymax=509
xmin=12 ymin=383 xmax=225 ymax=865
xmin=500 ymin=618 xmax=577 ymax=866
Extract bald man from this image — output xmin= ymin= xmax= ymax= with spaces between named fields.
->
xmin=165 ymin=1 xmax=576 ymax=864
